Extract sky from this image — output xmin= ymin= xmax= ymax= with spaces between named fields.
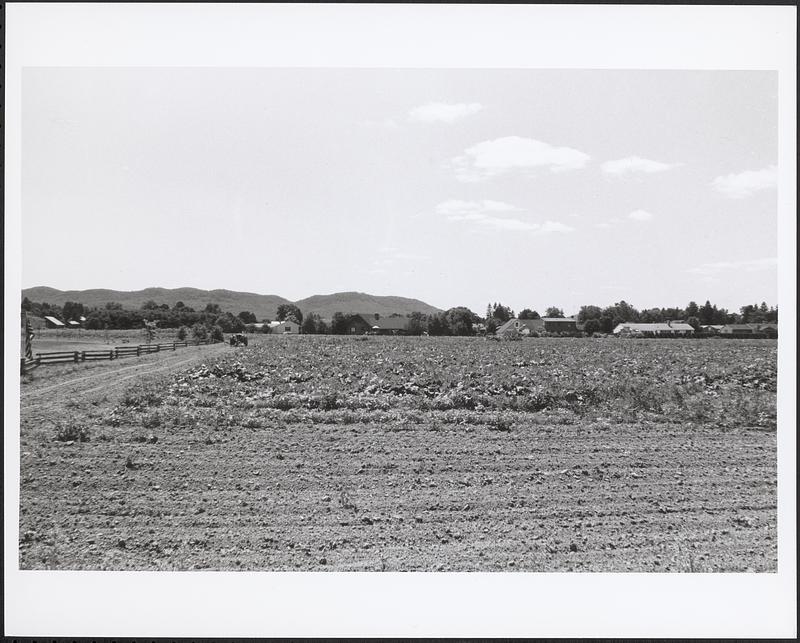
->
xmin=22 ymin=68 xmax=778 ymax=315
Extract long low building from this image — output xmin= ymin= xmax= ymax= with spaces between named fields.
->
xmin=613 ymin=322 xmax=695 ymax=337
xmin=497 ymin=317 xmax=580 ymax=336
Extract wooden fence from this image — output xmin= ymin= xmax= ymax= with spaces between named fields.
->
xmin=20 ymin=340 xmax=216 ymax=375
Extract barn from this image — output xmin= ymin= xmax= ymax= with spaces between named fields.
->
xmin=362 ymin=314 xmax=409 ymax=335
xmin=43 ymin=315 xmax=65 ymax=329
xmin=496 ymin=318 xmax=544 ymax=336
xmin=496 ymin=317 xmax=580 ymax=336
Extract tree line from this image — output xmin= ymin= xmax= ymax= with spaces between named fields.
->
xmin=22 ymin=296 xmax=778 ymax=337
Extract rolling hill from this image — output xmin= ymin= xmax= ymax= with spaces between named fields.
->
xmin=294 ymin=292 xmax=441 ymax=318
xmin=22 ymin=287 xmax=441 ymax=321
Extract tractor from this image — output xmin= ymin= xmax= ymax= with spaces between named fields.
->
xmin=230 ymin=333 xmax=248 ymax=347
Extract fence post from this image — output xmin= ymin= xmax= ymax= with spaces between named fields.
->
xmin=81 ymin=351 xmax=86 ymax=362
xmin=137 ymin=346 xmax=141 ymax=356
xmin=74 ymin=351 xmax=80 ymax=363
xmin=20 ymin=358 xmax=26 ymax=375
xmin=109 ymin=350 xmax=114 ymax=360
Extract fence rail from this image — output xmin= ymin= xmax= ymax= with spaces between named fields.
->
xmin=21 ymin=340 xmax=214 ymax=374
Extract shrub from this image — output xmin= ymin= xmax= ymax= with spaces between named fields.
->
xmin=192 ymin=323 xmax=208 ymax=341
xmin=211 ymin=325 xmax=224 ymax=343
xmin=53 ymin=419 xmax=90 ymax=443
xmin=177 ymin=326 xmax=188 ymax=341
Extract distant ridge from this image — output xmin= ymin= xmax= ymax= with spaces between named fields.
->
xmin=294 ymin=291 xmax=441 ymax=318
xmin=22 ymin=287 xmax=441 ymax=321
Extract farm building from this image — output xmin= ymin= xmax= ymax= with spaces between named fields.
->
xmin=496 ymin=316 xmax=580 ymax=336
xmin=542 ymin=317 xmax=579 ymax=333
xmin=701 ymin=324 xmax=725 ymax=334
xmin=67 ymin=320 xmax=81 ymax=328
xmin=269 ymin=320 xmax=299 ymax=334
xmin=497 ymin=318 xmax=543 ymax=336
xmin=43 ymin=315 xmax=65 ymax=329
xmin=613 ymin=322 xmax=695 ymax=337
xmin=718 ymin=324 xmax=772 ymax=338
xmin=719 ymin=324 xmax=756 ymax=335
xmin=758 ymin=323 xmax=778 ymax=338
xmin=347 ymin=313 xmax=409 ymax=335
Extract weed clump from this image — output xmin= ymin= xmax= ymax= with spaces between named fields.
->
xmin=53 ymin=420 xmax=90 ymax=443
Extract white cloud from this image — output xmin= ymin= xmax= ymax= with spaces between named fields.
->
xmin=628 ymin=209 xmax=655 ymax=221
xmin=686 ymin=257 xmax=778 ymax=276
xmin=601 ymin=156 xmax=681 ymax=175
xmin=451 ymin=136 xmax=590 ymax=182
xmin=711 ymin=165 xmax=777 ymax=198
xmin=408 ymin=102 xmax=484 ymax=124
xmin=434 ymin=199 xmax=574 ymax=234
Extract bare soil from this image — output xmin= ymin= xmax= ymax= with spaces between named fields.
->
xmin=18 ymin=336 xmax=777 ymax=572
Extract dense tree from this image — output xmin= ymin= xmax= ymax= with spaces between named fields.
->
xmin=577 ymin=305 xmax=603 ymax=323
xmin=301 ymin=313 xmax=323 ymax=334
xmin=544 ymin=307 xmax=565 ymax=318
xmin=141 ymin=300 xmax=161 ymax=310
xmin=237 ymin=311 xmax=257 ymax=324
xmin=489 ymin=303 xmax=514 ymax=323
xmin=105 ymin=302 xmax=123 ymax=311
xmin=177 ymin=326 xmax=188 ymax=341
xmin=276 ymin=303 xmax=303 ymax=324
xmin=583 ymin=319 xmax=601 ymax=335
xmin=686 ymin=316 xmax=701 ymax=331
xmin=445 ymin=307 xmax=477 ymax=336
xmin=192 ymin=323 xmax=208 ymax=341
xmin=62 ymin=301 xmax=85 ymax=321
xmin=699 ymin=300 xmax=715 ymax=326
xmin=211 ymin=325 xmax=224 ymax=342
xmin=518 ymin=308 xmax=540 ymax=320
xmin=639 ymin=308 xmax=664 ymax=323
xmin=426 ymin=312 xmax=451 ymax=336
xmin=686 ymin=301 xmax=700 ymax=318
xmin=216 ymin=312 xmax=245 ymax=333
xmin=406 ymin=311 xmax=427 ymax=336
xmin=330 ymin=312 xmax=349 ymax=335
xmin=598 ymin=315 xmax=615 ymax=334
xmin=204 ymin=303 xmax=221 ymax=315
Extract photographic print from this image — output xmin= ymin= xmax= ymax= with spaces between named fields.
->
xmin=5 ymin=3 xmax=796 ymax=638
xmin=18 ymin=65 xmax=781 ymax=572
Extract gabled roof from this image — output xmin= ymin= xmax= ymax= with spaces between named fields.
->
xmin=496 ymin=318 xmax=542 ymax=334
xmin=44 ymin=316 xmax=65 ymax=326
xmin=541 ymin=317 xmax=577 ymax=323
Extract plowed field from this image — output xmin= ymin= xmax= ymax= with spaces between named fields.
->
xmin=18 ymin=336 xmax=777 ymax=571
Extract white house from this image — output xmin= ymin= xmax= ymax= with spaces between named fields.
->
xmin=269 ymin=320 xmax=299 ymax=334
